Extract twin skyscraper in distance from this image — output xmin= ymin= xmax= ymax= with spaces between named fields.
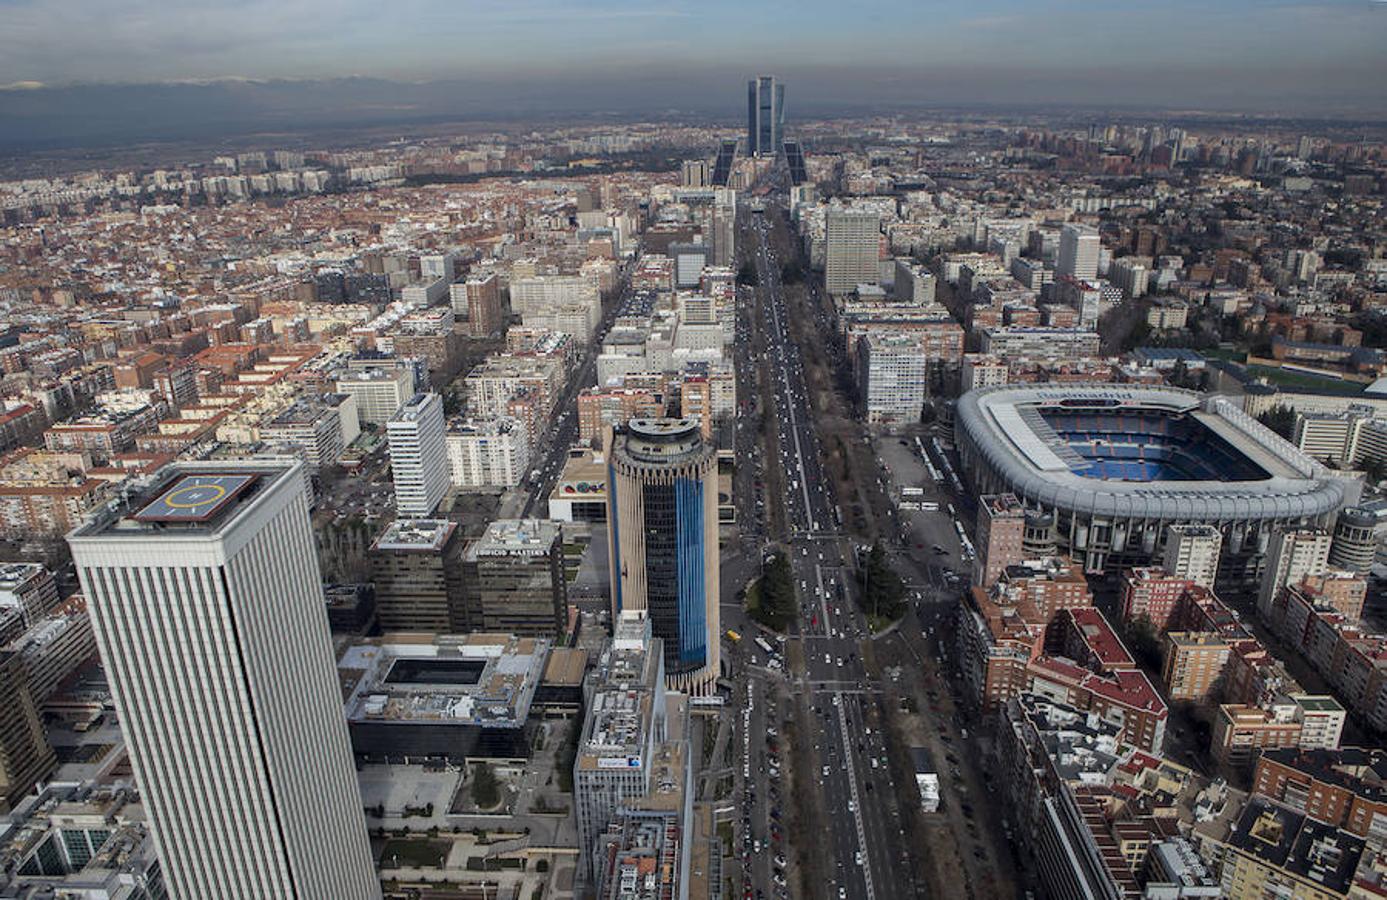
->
xmin=747 ymin=75 xmax=786 ymax=158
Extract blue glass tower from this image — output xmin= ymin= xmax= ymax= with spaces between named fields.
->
xmin=607 ymin=418 xmax=720 ymax=694
xmin=746 ymin=76 xmax=786 ymax=158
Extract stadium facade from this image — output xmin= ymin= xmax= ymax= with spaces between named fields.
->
xmin=956 ymin=384 xmax=1355 ymax=587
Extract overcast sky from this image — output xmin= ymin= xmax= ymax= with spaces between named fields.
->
xmin=2 ymin=0 xmax=1385 ymax=113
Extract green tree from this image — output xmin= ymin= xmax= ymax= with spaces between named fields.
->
xmin=736 ymin=261 xmax=758 ymax=286
xmin=1123 ymin=615 xmax=1162 ymax=669
xmin=1121 ymin=321 xmax=1153 ymax=353
xmin=471 ymin=763 xmax=501 ymax=809
xmin=1256 ymin=404 xmax=1296 ymax=440
xmin=858 ymin=542 xmax=906 ymax=620
xmin=748 ymin=551 xmax=796 ymax=631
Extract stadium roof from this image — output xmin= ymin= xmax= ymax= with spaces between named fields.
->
xmin=956 ymin=383 xmax=1349 ymax=521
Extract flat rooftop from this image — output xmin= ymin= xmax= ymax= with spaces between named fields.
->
xmin=982 ymin=493 xmax=1025 ymax=518
xmin=372 ymin=518 xmax=456 ymax=552
xmin=466 ymin=518 xmax=559 ymax=559
xmin=389 ymin=393 xmax=437 ymax=423
xmin=338 ymin=632 xmax=549 ymax=729
xmin=578 ymin=617 xmax=662 ymax=766
xmin=552 ymin=449 xmax=607 ymax=494
xmin=70 ymin=463 xmax=294 ymax=538
xmin=266 ymin=400 xmax=334 ymax=426
xmin=131 ymin=473 xmax=259 ymax=524
xmin=542 ymin=647 xmax=589 ymax=687
xmin=0 ymin=562 xmax=47 ymax=592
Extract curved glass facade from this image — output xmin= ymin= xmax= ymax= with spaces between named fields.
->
xmin=606 ymin=418 xmax=719 ymax=693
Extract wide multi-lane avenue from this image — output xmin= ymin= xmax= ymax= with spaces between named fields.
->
xmin=739 ymin=201 xmax=916 ymax=900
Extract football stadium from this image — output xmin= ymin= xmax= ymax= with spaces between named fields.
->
xmin=956 ymin=384 xmax=1354 ymax=583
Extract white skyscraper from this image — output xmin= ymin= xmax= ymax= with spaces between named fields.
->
xmin=1162 ymin=524 xmax=1223 ymax=590
xmin=1258 ymin=527 xmax=1333 ymax=618
xmin=68 ymin=462 xmax=379 ymax=900
xmin=388 ymin=392 xmax=450 ymax=517
xmin=1057 ymin=223 xmax=1101 ymax=282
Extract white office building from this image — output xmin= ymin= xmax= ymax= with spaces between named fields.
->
xmin=336 ymin=365 xmax=415 ymax=425
xmin=509 ymin=275 xmax=598 ymax=318
xmin=575 ymin=612 xmax=667 ymax=883
xmin=420 ymin=251 xmax=458 ymax=282
xmin=856 ymin=333 xmax=928 ymax=425
xmin=1057 ymin=223 xmax=1100 ymax=282
xmin=388 ymin=393 xmax=451 ymax=517
xmin=446 ymin=417 xmax=531 ymax=488
xmin=68 ymin=461 xmax=379 ymax=900
xmin=401 ymin=276 xmax=449 ymax=308
xmin=894 ymin=258 xmax=937 ymax=304
xmin=258 ymin=399 xmax=345 ymax=469
xmin=1293 ymin=409 xmax=1374 ymax=464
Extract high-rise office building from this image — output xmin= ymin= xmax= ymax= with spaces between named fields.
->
xmin=68 ymin=462 xmax=379 ymax=900
xmin=746 ymin=76 xmax=785 ymax=158
xmin=446 ymin=416 xmax=531 ymax=488
xmin=680 ymin=159 xmax=710 ymax=188
xmin=420 ymin=250 xmax=457 ymax=283
xmin=825 ymin=210 xmax=881 ymax=295
xmin=894 ymin=258 xmax=937 ymax=304
xmin=856 ymin=333 xmax=928 ymax=425
xmin=1162 ymin=524 xmax=1222 ymax=590
xmin=1258 ymin=527 xmax=1332 ymax=618
xmin=607 ymin=418 xmax=720 ymax=695
xmin=711 ymin=189 xmax=737 ymax=268
xmin=388 ymin=392 xmax=450 ymax=517
xmin=462 ymin=519 xmax=567 ymax=637
xmin=368 ymin=518 xmax=470 ymax=632
xmin=1057 ymin=223 xmax=1100 ymax=282
xmin=0 ymin=649 xmax=55 ymax=813
xmin=336 ymin=364 xmax=415 ymax=425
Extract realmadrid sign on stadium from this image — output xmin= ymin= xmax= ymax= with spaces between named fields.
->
xmin=956 ymin=384 xmax=1354 ymax=583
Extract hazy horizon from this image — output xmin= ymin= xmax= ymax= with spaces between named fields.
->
xmin=2 ymin=0 xmax=1386 ymax=150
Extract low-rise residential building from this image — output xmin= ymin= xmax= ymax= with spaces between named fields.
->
xmin=1217 ymin=795 xmax=1365 ymax=900
xmin=1252 ymin=747 xmax=1387 ymax=846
